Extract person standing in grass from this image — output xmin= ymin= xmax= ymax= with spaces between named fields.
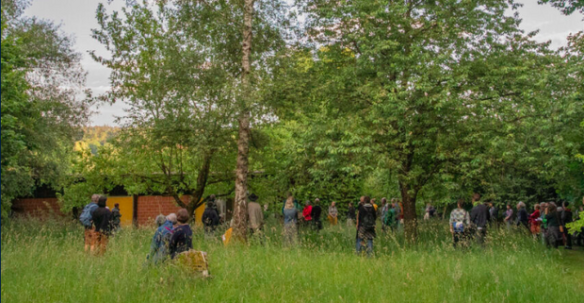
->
xmin=516 ymin=202 xmax=529 ymax=232
xmin=283 ymin=195 xmax=298 ymax=246
xmin=91 ymin=195 xmax=112 ymax=255
xmin=504 ymin=204 xmax=514 ymax=230
xmin=356 ymin=196 xmax=376 ymax=256
xmin=529 ymin=204 xmax=541 ymax=237
xmin=382 ymin=202 xmax=396 ymax=233
xmin=540 ymin=202 xmax=548 ymax=245
xmin=170 ymin=209 xmax=193 ymax=258
xmin=347 ymin=202 xmax=356 ymax=227
xmin=311 ymin=198 xmax=323 ymax=231
xmin=202 ymin=200 xmax=220 ymax=238
xmin=544 ymin=203 xmax=562 ymax=249
xmin=328 ymin=201 xmax=338 ymax=226
xmin=80 ymin=194 xmax=100 ymax=252
xmin=488 ymin=202 xmax=499 ymax=228
xmin=470 ymin=194 xmax=490 ymax=245
xmin=450 ymin=199 xmax=470 ymax=248
xmin=111 ymin=203 xmax=122 ymax=232
xmin=302 ymin=200 xmax=313 ymax=229
xmin=148 ymin=213 xmax=177 ymax=264
xmin=247 ymin=193 xmax=264 ymax=237
xmin=560 ymin=201 xmax=573 ymax=249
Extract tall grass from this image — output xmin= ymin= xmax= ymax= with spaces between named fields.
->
xmin=1 ymin=217 xmax=582 ymax=302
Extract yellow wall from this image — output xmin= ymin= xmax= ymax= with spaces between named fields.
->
xmin=106 ymin=196 xmax=133 ymax=227
xmin=194 ymin=202 xmax=206 ymax=227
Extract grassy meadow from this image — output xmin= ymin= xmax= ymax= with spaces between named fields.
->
xmin=1 ymin=217 xmax=583 ymax=303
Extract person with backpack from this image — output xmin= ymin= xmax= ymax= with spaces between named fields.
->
xmin=80 ymin=194 xmax=100 ymax=252
xmin=450 ymin=199 xmax=470 ymax=248
xmin=202 ymin=201 xmax=220 ymax=239
xmin=356 ymin=196 xmax=376 ymax=256
xmin=148 ymin=213 xmax=177 ymax=264
xmin=92 ymin=196 xmax=113 ymax=255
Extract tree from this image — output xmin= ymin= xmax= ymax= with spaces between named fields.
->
xmin=296 ymin=0 xmax=565 ymax=241
xmin=538 ymin=0 xmax=584 ymax=16
xmin=1 ymin=1 xmax=90 ymax=217
xmin=87 ymin=1 xmax=239 ymax=217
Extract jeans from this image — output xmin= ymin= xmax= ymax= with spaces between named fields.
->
xmin=356 ymin=237 xmax=373 ymax=256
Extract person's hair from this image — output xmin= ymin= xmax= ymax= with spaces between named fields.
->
xmin=330 ymin=201 xmax=336 ymax=207
xmin=534 ymin=204 xmax=540 ymax=210
xmin=547 ymin=203 xmax=557 ymax=213
xmin=507 ymin=204 xmax=511 ymax=209
xmin=285 ymin=196 xmax=295 ymax=210
xmin=177 ymin=209 xmax=189 ymax=224
xmin=91 ymin=194 xmax=100 ymax=203
xmin=155 ymin=214 xmax=166 ymax=227
xmin=115 ymin=203 xmax=119 ymax=208
xmin=348 ymin=202 xmax=354 ymax=208
xmin=517 ymin=201 xmax=525 ymax=209
xmin=209 ymin=194 xmax=216 ymax=202
xmin=314 ymin=198 xmax=320 ymax=205
xmin=166 ymin=213 xmax=177 ymax=224
xmin=97 ymin=196 xmax=107 ymax=207
xmin=364 ymin=196 xmax=371 ymax=204
xmin=305 ymin=200 xmax=311 ymax=206
xmin=381 ymin=198 xmax=387 ymax=204
xmin=563 ymin=201 xmax=570 ymax=207
xmin=457 ymin=199 xmax=464 ymax=208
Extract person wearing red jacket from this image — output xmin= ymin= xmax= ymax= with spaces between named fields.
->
xmin=529 ymin=204 xmax=541 ymax=236
xmin=302 ymin=200 xmax=313 ymax=228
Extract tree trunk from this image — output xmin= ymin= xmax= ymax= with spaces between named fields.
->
xmin=231 ymin=0 xmax=254 ymax=241
xmin=188 ymin=151 xmax=213 ymax=219
xmin=399 ymin=180 xmax=418 ymax=243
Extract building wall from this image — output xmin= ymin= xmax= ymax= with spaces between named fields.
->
xmin=11 ymin=198 xmax=65 ymax=218
xmin=13 ymin=195 xmax=206 ymax=227
xmin=136 ymin=196 xmax=205 ymax=227
xmin=105 ymin=196 xmax=134 ymax=227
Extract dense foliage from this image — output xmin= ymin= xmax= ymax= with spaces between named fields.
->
xmin=0 ymin=0 xmax=90 ymax=217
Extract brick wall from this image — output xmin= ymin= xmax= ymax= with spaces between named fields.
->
xmin=11 ymin=198 xmax=65 ymax=218
xmin=137 ymin=196 xmax=191 ymax=226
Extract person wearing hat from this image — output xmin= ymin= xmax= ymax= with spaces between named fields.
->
xmin=247 ymin=193 xmax=264 ymax=238
xmin=311 ymin=198 xmax=323 ymax=232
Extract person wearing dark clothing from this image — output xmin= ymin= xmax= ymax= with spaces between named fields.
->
xmin=488 ymin=203 xmax=499 ymax=228
xmin=470 ymin=201 xmax=490 ymax=245
xmin=545 ymin=203 xmax=562 ymax=248
xmin=356 ymin=196 xmax=377 ymax=256
xmin=111 ymin=203 xmax=122 ymax=232
xmin=347 ymin=203 xmax=356 ymax=226
xmin=91 ymin=196 xmax=112 ymax=255
xmin=202 ymin=202 xmax=220 ymax=238
xmin=561 ymin=201 xmax=573 ymax=249
xmin=516 ymin=202 xmax=529 ymax=232
xmin=170 ymin=209 xmax=193 ymax=258
xmin=311 ymin=199 xmax=323 ymax=231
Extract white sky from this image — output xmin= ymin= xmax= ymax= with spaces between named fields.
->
xmin=25 ymin=0 xmax=584 ymax=126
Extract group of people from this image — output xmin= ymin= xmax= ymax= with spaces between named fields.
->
xmin=147 ymin=209 xmax=193 ymax=264
xmin=79 ymin=194 xmax=121 ymax=254
xmin=81 ymin=192 xmax=582 ymax=261
xmin=449 ymin=194 xmax=583 ymax=249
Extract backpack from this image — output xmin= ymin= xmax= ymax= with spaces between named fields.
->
xmin=361 ymin=205 xmax=376 ymax=229
xmin=383 ymin=209 xmax=395 ymax=226
xmin=79 ymin=203 xmax=98 ymax=227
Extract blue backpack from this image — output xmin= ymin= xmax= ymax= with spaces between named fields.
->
xmin=79 ymin=203 xmax=98 ymax=227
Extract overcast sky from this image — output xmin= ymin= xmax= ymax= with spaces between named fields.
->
xmin=25 ymin=0 xmax=584 ymax=126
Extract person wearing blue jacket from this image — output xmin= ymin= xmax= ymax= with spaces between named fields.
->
xmin=148 ymin=213 xmax=177 ymax=264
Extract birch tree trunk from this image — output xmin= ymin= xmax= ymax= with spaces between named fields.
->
xmin=231 ymin=0 xmax=254 ymax=241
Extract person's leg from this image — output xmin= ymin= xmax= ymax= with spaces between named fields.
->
xmin=84 ymin=228 xmax=91 ymax=252
xmin=89 ymin=229 xmax=97 ymax=253
xmin=355 ymin=237 xmax=362 ymax=254
xmin=366 ymin=239 xmax=373 ymax=257
xmin=565 ymin=231 xmax=572 ymax=249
